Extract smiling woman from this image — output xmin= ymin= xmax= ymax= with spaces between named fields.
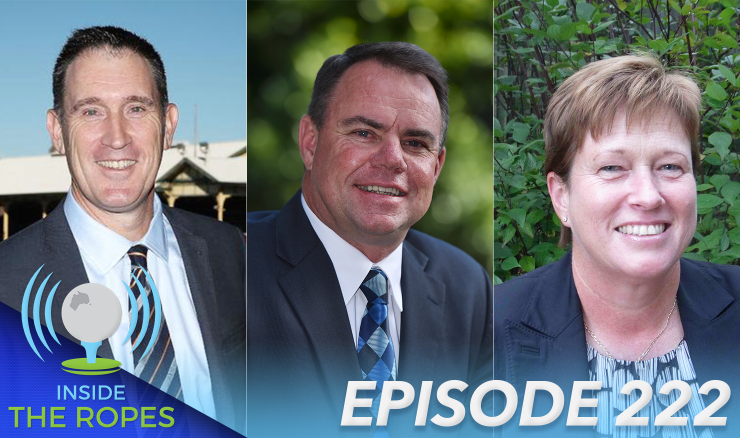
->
xmin=495 ymin=55 xmax=740 ymax=437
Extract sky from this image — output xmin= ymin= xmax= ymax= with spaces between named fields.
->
xmin=0 ymin=0 xmax=246 ymax=157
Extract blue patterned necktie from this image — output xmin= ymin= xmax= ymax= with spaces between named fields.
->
xmin=128 ymin=245 xmax=183 ymax=401
xmin=357 ymin=268 xmax=396 ymax=437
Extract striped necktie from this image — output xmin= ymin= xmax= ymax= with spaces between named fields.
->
xmin=128 ymin=245 xmax=183 ymax=401
xmin=357 ymin=268 xmax=396 ymax=437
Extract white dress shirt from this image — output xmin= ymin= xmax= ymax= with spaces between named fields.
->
xmin=301 ymin=195 xmax=403 ymax=367
xmin=64 ymin=192 xmax=216 ymax=419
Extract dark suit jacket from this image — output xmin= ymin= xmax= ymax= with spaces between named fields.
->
xmin=495 ymin=251 xmax=740 ymax=437
xmin=0 ymin=200 xmax=246 ymax=435
xmin=247 ymin=191 xmax=493 ymax=437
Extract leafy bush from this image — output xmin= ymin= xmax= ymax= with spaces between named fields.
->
xmin=494 ymin=0 xmax=740 ymax=284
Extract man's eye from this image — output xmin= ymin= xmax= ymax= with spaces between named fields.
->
xmin=83 ymin=108 xmax=98 ymax=116
xmin=356 ymin=130 xmax=370 ymax=137
xmin=131 ymin=106 xmax=145 ymax=113
xmin=407 ymin=140 xmax=423 ymax=148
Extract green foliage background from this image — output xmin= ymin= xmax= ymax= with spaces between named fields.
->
xmin=495 ymin=0 xmax=740 ymax=284
xmin=248 ymin=0 xmax=494 ymax=274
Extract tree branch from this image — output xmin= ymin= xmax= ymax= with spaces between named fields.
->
xmin=683 ymin=17 xmax=694 ymax=66
xmin=612 ymin=3 xmax=632 ymax=44
xmin=606 ymin=0 xmax=654 ymax=40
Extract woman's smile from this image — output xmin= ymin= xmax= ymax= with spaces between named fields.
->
xmin=616 ymin=223 xmax=668 ymax=236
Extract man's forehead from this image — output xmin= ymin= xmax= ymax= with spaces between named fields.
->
xmin=66 ymin=48 xmax=153 ymax=83
xmin=329 ymin=60 xmax=442 ymax=132
xmin=64 ymin=48 xmax=158 ymax=101
xmin=337 ymin=60 xmax=434 ymax=95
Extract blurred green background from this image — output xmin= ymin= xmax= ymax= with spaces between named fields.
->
xmin=247 ymin=0 xmax=494 ymax=275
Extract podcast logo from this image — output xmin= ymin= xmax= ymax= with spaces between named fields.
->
xmin=22 ymin=264 xmax=162 ymax=375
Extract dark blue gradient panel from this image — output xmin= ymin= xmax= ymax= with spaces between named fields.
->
xmin=0 ymin=301 xmax=243 ymax=437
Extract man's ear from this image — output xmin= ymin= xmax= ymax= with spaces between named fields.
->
xmin=298 ymin=115 xmax=319 ymax=171
xmin=433 ymin=146 xmax=446 ymax=184
xmin=547 ymin=171 xmax=570 ymax=227
xmin=46 ymin=109 xmax=65 ymax=155
xmin=163 ymin=103 xmax=179 ymax=150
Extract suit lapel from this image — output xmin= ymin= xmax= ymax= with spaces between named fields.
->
xmin=500 ymin=253 xmax=590 ymax=436
xmin=40 ymin=204 xmax=116 ymax=356
xmin=676 ymin=258 xmax=739 ymax=384
xmin=164 ymin=208 xmax=221 ymax=359
xmin=504 ymin=253 xmax=589 ymax=391
xmin=163 ymin=207 xmax=237 ymax=428
xmin=275 ymin=193 xmax=361 ymax=411
xmin=397 ymin=240 xmax=445 ymax=386
xmin=278 ymin=247 xmax=362 ymax=407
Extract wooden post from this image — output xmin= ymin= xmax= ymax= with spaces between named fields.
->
xmin=1 ymin=204 xmax=8 ymax=240
xmin=215 ymin=191 xmax=231 ymax=222
xmin=166 ymin=194 xmax=178 ymax=208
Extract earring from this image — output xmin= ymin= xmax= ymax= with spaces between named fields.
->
xmin=562 ymin=217 xmax=568 ymax=222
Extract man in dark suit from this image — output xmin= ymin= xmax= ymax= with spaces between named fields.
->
xmin=248 ymin=42 xmax=492 ymax=437
xmin=0 ymin=26 xmax=244 ymax=434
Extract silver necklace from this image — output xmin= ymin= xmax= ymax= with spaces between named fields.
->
xmin=584 ymin=297 xmax=676 ymax=361
xmin=573 ymin=258 xmax=679 ymax=362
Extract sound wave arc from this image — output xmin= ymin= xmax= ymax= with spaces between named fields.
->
xmin=121 ymin=266 xmax=162 ymax=358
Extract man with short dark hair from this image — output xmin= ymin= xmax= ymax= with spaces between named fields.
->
xmin=248 ymin=42 xmax=492 ymax=437
xmin=0 ymin=26 xmax=245 ymax=434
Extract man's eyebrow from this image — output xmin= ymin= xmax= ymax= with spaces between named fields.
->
xmin=125 ymin=95 xmax=156 ymax=106
xmin=338 ymin=116 xmax=387 ymax=131
xmin=70 ymin=97 xmax=102 ymax=114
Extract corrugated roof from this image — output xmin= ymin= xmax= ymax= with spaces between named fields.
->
xmin=0 ymin=154 xmax=71 ymax=195
xmin=157 ymin=156 xmax=246 ymax=184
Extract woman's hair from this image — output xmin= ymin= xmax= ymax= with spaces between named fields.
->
xmin=543 ymin=54 xmax=702 ymax=247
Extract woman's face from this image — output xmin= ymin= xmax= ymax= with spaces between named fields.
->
xmin=550 ymin=110 xmax=697 ymax=279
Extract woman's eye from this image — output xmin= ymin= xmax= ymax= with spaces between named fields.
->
xmin=600 ymin=165 xmax=622 ymax=172
xmin=662 ymin=164 xmax=682 ymax=171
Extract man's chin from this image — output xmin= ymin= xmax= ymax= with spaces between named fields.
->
xmin=353 ymin=219 xmax=410 ymax=240
xmin=92 ymin=194 xmax=151 ymax=215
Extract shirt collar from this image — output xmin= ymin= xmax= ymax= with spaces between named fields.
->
xmin=301 ymin=194 xmax=403 ymax=311
xmin=64 ymin=191 xmax=169 ymax=274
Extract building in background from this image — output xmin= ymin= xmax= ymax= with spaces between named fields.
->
xmin=0 ymin=140 xmax=246 ymax=241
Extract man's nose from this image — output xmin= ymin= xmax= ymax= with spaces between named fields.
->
xmin=371 ymin=137 xmax=407 ymax=172
xmin=101 ymin=113 xmax=131 ymax=149
xmin=627 ymin=169 xmax=665 ymax=210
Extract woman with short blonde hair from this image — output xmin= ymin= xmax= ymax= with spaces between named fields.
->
xmin=496 ymin=55 xmax=739 ymax=437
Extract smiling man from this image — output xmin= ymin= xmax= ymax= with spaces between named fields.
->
xmin=0 ymin=26 xmax=244 ymax=434
xmin=248 ymin=42 xmax=492 ymax=437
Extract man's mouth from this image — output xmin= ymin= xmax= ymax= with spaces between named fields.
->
xmin=97 ymin=160 xmax=136 ymax=170
xmin=616 ymin=223 xmax=668 ymax=236
xmin=356 ymin=185 xmax=403 ymax=196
